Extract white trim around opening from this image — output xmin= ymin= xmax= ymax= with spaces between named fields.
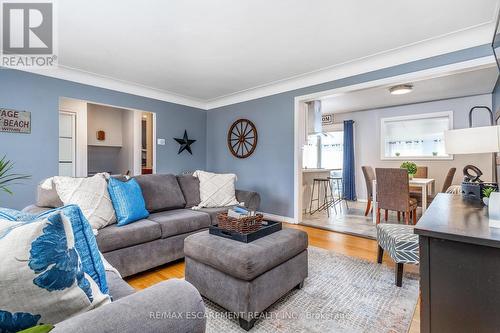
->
xmin=293 ymin=55 xmax=496 ymax=224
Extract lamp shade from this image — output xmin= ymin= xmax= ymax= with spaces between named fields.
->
xmin=444 ymin=125 xmax=500 ymax=155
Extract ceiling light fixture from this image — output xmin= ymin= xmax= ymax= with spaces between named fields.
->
xmin=389 ymin=84 xmax=413 ymax=95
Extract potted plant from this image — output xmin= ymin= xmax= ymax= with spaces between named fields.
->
xmin=0 ymin=155 xmax=30 ymax=202
xmin=400 ymin=161 xmax=417 ymax=179
xmin=482 ymin=186 xmax=496 ymax=206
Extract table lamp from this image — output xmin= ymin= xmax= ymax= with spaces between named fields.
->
xmin=444 ymin=106 xmax=499 ymax=184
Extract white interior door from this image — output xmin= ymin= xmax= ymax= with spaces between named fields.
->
xmin=59 ymin=112 xmax=76 ymax=176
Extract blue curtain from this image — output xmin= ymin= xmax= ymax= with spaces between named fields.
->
xmin=342 ymin=120 xmax=356 ymax=200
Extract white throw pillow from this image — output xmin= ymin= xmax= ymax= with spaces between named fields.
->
xmin=53 ymin=173 xmax=116 ymax=229
xmin=0 ymin=212 xmax=110 ymax=331
xmin=192 ymin=170 xmax=240 ymax=208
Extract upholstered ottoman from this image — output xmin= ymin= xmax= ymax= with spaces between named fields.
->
xmin=184 ymin=229 xmax=308 ymax=330
xmin=376 ymin=223 xmax=419 ymax=287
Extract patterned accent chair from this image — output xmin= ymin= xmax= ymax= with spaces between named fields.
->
xmin=376 ymin=224 xmax=419 ymax=287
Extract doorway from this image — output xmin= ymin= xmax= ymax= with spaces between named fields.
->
xmin=293 ymin=56 xmax=496 ymax=231
xmin=58 ymin=97 xmax=156 ymax=177
xmin=141 ymin=112 xmax=155 ymax=175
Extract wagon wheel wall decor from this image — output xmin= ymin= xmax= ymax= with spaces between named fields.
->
xmin=227 ymin=119 xmax=258 ymax=158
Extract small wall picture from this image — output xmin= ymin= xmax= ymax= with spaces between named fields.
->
xmin=97 ymin=130 xmax=105 ymax=141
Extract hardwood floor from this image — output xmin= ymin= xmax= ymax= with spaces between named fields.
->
xmin=125 ymin=223 xmax=420 ymax=332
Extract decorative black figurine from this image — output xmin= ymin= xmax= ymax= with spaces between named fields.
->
xmin=174 ymin=130 xmax=196 ymax=155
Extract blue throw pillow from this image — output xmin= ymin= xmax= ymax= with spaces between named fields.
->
xmin=33 ymin=205 xmax=108 ymax=294
xmin=108 ymin=177 xmax=149 ymax=226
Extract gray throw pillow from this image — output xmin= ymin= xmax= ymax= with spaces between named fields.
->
xmin=134 ymin=174 xmax=186 ymax=212
xmin=176 ymin=175 xmax=201 ymax=208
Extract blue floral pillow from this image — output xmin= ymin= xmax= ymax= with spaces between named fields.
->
xmin=108 ymin=177 xmax=149 ymax=226
xmin=0 ymin=210 xmax=110 ymax=332
xmin=35 ymin=205 xmax=109 ymax=294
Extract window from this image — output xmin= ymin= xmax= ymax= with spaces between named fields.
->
xmin=321 ymin=131 xmax=343 ymax=169
xmin=380 ymin=112 xmax=453 ymax=160
xmin=303 ymin=134 xmax=319 ymax=169
xmin=303 ymin=131 xmax=344 ymax=169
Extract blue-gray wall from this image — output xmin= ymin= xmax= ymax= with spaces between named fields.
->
xmin=0 ymin=69 xmax=206 ymax=209
xmin=1 ymin=44 xmax=496 ymax=214
xmin=207 ymin=44 xmax=494 ymax=218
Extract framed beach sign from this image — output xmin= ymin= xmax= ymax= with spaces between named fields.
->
xmin=0 ymin=109 xmax=31 ymax=134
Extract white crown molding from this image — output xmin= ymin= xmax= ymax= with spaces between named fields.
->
xmin=18 ymin=65 xmax=207 ymax=109
xmin=205 ymin=22 xmax=496 ymax=109
xmin=11 ymin=20 xmax=497 ymax=111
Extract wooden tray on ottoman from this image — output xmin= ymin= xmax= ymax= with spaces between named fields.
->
xmin=209 ymin=220 xmax=282 ymax=243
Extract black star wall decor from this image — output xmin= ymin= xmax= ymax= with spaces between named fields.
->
xmin=174 ymin=130 xmax=196 ymax=155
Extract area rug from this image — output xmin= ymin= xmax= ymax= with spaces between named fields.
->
xmin=205 ymin=246 xmax=419 ymax=333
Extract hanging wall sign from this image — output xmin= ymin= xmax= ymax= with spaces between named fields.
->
xmin=0 ymin=109 xmax=31 ymax=134
xmin=322 ymin=114 xmax=334 ymax=126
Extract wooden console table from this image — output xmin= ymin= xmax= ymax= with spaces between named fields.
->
xmin=415 ymin=194 xmax=500 ymax=333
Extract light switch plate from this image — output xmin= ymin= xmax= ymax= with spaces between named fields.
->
xmin=157 ymin=138 xmax=166 ymax=145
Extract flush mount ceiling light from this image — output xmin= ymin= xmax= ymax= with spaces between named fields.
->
xmin=389 ymin=84 xmax=413 ymax=95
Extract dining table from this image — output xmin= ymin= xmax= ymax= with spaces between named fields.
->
xmin=372 ymin=177 xmax=435 ymax=224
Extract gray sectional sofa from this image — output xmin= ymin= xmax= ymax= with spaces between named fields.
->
xmin=23 ymin=173 xmax=261 ymax=332
xmin=52 ymin=270 xmax=206 ymax=333
xmin=26 ymin=173 xmax=261 ymax=277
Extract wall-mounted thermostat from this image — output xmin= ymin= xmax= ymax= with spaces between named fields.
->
xmin=157 ymin=138 xmax=166 ymax=145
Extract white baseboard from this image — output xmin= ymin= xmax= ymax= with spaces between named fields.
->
xmin=259 ymin=212 xmax=297 ymax=224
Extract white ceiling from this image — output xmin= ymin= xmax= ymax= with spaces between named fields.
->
xmin=320 ymin=65 xmax=499 ymax=114
xmin=37 ymin=0 xmax=500 ymax=107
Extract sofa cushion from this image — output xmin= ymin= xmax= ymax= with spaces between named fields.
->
xmin=0 ymin=210 xmax=111 ymax=330
xmin=96 ymin=219 xmax=161 ymax=253
xmin=197 ymin=207 xmax=231 ymax=225
xmin=52 ymin=173 xmax=116 ymax=230
xmin=34 ymin=205 xmax=110 ymax=294
xmin=108 ymin=178 xmax=149 ymax=226
xmin=105 ymin=271 xmax=135 ymax=301
xmin=184 ymin=229 xmax=308 ymax=281
xmin=134 ymin=174 xmax=186 ymax=212
xmin=176 ymin=175 xmax=201 ymax=208
xmin=37 ymin=177 xmax=64 ymax=208
xmin=192 ymin=170 xmax=239 ymax=208
xmin=148 ymin=209 xmax=211 ymax=238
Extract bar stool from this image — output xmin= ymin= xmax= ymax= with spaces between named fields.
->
xmin=309 ymin=178 xmax=335 ymax=216
xmin=328 ymin=176 xmax=349 ymax=211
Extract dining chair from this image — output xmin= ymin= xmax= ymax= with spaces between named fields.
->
xmin=361 ymin=166 xmax=375 ymax=216
xmin=409 ymin=166 xmax=428 ymax=193
xmin=411 ymin=167 xmax=456 ymax=207
xmin=375 ymin=168 xmax=418 ymax=225
xmin=415 ymin=166 xmax=428 ymax=178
